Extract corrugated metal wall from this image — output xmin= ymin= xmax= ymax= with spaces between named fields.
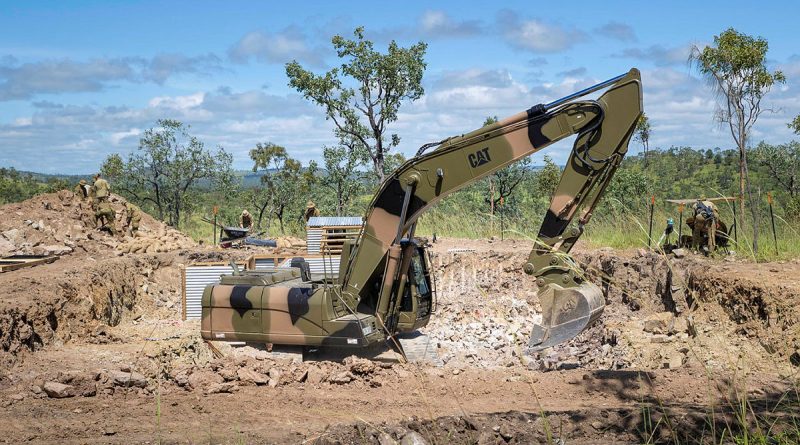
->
xmin=307 ymin=228 xmax=323 ymax=254
xmin=183 ymin=264 xmax=237 ymax=320
xmin=278 ymin=256 xmax=341 ymax=276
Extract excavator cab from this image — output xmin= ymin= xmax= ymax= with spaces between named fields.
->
xmin=396 ymin=241 xmax=435 ymax=332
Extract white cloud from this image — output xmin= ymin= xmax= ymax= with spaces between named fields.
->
xmin=148 ymin=92 xmax=205 ymax=110
xmin=228 ymin=27 xmax=325 ymax=66
xmin=109 ymin=128 xmax=141 ymax=145
xmin=497 ymin=11 xmax=588 ymax=53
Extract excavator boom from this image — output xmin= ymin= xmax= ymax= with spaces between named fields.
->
xmin=343 ymin=68 xmax=643 ymax=350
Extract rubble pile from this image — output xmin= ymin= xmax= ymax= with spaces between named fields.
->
xmin=168 ymin=354 xmax=392 ymax=394
xmin=0 ymin=190 xmax=197 ymax=258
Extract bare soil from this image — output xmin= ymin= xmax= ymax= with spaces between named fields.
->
xmin=0 ymin=193 xmax=798 ymax=444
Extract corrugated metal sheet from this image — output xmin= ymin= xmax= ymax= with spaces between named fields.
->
xmin=253 ymin=257 xmax=287 ymax=270
xmin=279 ymin=256 xmax=341 ymax=277
xmin=307 ymin=228 xmax=323 ymax=254
xmin=184 ymin=265 xmax=237 ymax=320
xmin=306 ymin=216 xmax=363 ymax=227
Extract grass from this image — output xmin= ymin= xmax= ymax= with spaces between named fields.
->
xmin=414 ymin=202 xmax=800 ymax=263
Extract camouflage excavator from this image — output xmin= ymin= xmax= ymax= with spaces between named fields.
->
xmin=201 ymin=68 xmax=643 ymax=355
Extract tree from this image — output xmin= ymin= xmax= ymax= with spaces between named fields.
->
xmin=102 ymin=119 xmax=234 ymax=228
xmin=322 ymin=142 xmax=367 ymax=216
xmin=789 ymin=114 xmax=800 ymax=135
xmin=634 ymin=112 xmax=652 ymax=165
xmin=286 ymin=27 xmax=427 ymax=183
xmin=690 ymin=28 xmax=785 ymax=255
xmin=753 ymin=141 xmax=800 ymax=198
xmin=249 ymin=143 xmax=316 ymax=234
xmin=483 ymin=116 xmax=531 ymax=238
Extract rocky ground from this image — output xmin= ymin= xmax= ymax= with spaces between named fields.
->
xmin=0 ymin=192 xmax=798 ymax=444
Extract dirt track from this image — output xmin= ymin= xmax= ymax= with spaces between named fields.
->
xmin=0 ymin=193 xmax=798 ymax=444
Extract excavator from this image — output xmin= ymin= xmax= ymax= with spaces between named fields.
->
xmin=201 ymin=68 xmax=643 ymax=354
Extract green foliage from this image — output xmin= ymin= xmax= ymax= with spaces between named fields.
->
xmin=321 ymin=143 xmax=367 ymax=216
xmin=249 ymin=142 xmax=316 ymax=234
xmin=286 ymin=26 xmax=427 ymax=182
xmin=634 ymin=112 xmax=651 ymax=162
xmin=0 ymin=168 xmax=48 ymax=204
xmin=789 ymin=114 xmax=800 ymax=135
xmin=101 ymin=119 xmax=234 ymax=228
xmin=753 ymin=141 xmax=800 ymax=198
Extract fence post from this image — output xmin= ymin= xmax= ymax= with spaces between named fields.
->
xmin=768 ymin=193 xmax=778 ymax=256
xmin=648 ymin=195 xmax=655 ymax=247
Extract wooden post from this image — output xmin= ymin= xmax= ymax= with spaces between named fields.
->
xmin=677 ymin=203 xmax=684 ymax=244
xmin=212 ymin=206 xmax=219 ymax=245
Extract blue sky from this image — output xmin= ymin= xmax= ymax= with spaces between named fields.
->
xmin=1 ymin=0 xmax=798 ymax=174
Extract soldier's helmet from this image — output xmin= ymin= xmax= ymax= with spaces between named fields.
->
xmin=306 ymin=201 xmax=315 ymax=208
xmin=94 ymin=173 xmax=101 ymax=179
xmin=79 ymin=179 xmax=87 ymax=185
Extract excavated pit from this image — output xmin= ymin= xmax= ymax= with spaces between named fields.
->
xmin=0 ymin=192 xmax=797 ymax=444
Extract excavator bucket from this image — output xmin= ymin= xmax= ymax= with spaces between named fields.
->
xmin=528 ymin=281 xmax=605 ymax=351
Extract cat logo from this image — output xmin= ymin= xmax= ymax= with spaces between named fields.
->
xmin=468 ymin=147 xmax=491 ymax=168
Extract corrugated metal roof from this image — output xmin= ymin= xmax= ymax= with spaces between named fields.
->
xmin=306 ymin=216 xmax=363 ymax=227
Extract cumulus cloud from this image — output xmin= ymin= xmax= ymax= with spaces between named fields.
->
xmin=418 ymin=10 xmax=483 ymax=38
xmin=614 ymin=44 xmax=692 ymax=66
xmin=228 ymin=26 xmax=325 ymax=67
xmin=140 ymin=53 xmax=223 ymax=84
xmin=0 ymin=58 xmax=135 ymax=101
xmin=594 ymin=22 xmax=637 ymax=42
xmin=0 ymin=87 xmax=332 ymax=173
xmin=497 ymin=11 xmax=588 ymax=53
xmin=0 ymin=53 xmax=224 ymax=101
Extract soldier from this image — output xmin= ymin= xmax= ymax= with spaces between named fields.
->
xmin=124 ymin=202 xmax=142 ymax=237
xmin=239 ymin=209 xmax=253 ymax=230
xmin=73 ymin=179 xmax=89 ymax=200
xmin=688 ymin=199 xmax=719 ymax=252
xmin=303 ymin=201 xmax=320 ymax=222
xmin=92 ymin=173 xmax=110 ymax=203
xmin=95 ymin=201 xmax=117 ymax=236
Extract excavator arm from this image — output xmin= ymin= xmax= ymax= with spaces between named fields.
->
xmin=341 ymin=69 xmax=643 ymax=350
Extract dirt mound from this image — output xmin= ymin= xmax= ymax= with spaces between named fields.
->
xmin=0 ymin=190 xmax=196 ymax=258
xmin=0 ymin=254 xmax=180 ymax=365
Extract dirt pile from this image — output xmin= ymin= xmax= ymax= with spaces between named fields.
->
xmin=0 ymin=190 xmax=197 ymax=258
xmin=0 ymin=253 xmax=183 ymax=365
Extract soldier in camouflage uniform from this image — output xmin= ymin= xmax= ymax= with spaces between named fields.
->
xmin=95 ymin=201 xmax=117 ymax=236
xmin=73 ymin=179 xmax=89 ymax=200
xmin=687 ymin=199 xmax=720 ymax=252
xmin=92 ymin=173 xmax=110 ymax=203
xmin=303 ymin=201 xmax=320 ymax=222
xmin=124 ymin=202 xmax=142 ymax=237
xmin=239 ymin=209 xmax=253 ymax=230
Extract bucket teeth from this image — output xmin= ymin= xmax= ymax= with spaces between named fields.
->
xmin=528 ymin=281 xmax=605 ymax=352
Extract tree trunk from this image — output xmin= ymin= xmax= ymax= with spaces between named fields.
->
xmin=374 ymin=156 xmax=385 ymax=184
xmin=744 ymin=156 xmax=759 ymax=256
xmin=738 ymin=145 xmax=746 ymax=242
